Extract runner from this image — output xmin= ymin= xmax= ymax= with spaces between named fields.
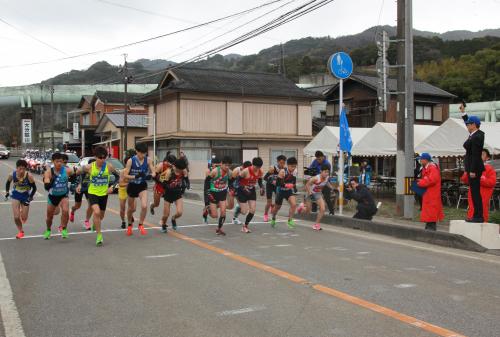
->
xmin=70 ymin=158 xmax=95 ymax=230
xmin=202 ymin=157 xmax=220 ymax=224
xmin=43 ymin=152 xmax=77 ymax=240
xmin=234 ymin=157 xmax=265 ymax=233
xmin=5 ymin=159 xmax=37 ymax=239
xmin=160 ymin=158 xmax=188 ymax=233
xmin=79 ymin=147 xmax=120 ymax=245
xmin=231 ymin=161 xmax=252 ymax=224
xmin=150 ymin=154 xmax=176 ymax=216
xmin=270 ymin=157 xmax=298 ymax=229
xmin=118 ymin=167 xmax=129 ymax=229
xmin=208 ymin=156 xmax=232 ymax=235
xmin=263 ymin=155 xmax=286 ymax=222
xmin=123 ymin=143 xmax=156 ymax=236
xmin=297 ymin=164 xmax=333 ymax=231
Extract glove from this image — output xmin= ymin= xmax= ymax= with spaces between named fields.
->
xmin=135 ymin=172 xmax=146 ymax=179
xmin=284 ymin=183 xmax=294 ymax=189
xmin=260 ymin=188 xmax=265 ymax=197
xmin=145 ymin=174 xmax=153 ymax=181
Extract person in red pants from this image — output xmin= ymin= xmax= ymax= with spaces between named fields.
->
xmin=417 ymin=153 xmax=444 ymax=231
xmin=460 ymin=149 xmax=497 ymax=223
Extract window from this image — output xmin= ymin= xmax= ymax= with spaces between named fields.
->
xmin=181 ymin=149 xmax=210 ymax=161
xmin=213 ymin=149 xmax=242 ymax=165
xmin=415 ymin=105 xmax=433 ymax=121
xmin=270 ymin=149 xmax=297 ymax=166
xmin=82 ymin=114 xmax=90 ymax=125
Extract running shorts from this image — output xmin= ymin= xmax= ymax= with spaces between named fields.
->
xmin=237 ymin=186 xmax=256 ymax=203
xmin=275 ymin=189 xmax=294 ymax=206
xmin=208 ymin=190 xmax=228 ymax=204
xmin=127 ymin=182 xmax=147 ymax=198
xmin=88 ymin=194 xmax=108 ymax=211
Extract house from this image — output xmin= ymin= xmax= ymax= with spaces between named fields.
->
xmin=322 ymin=73 xmax=456 ymax=128
xmin=94 ymin=112 xmax=147 ymax=159
xmin=138 ymin=67 xmax=320 ymax=179
xmin=450 ymin=100 xmax=500 ymax=122
xmin=77 ymin=91 xmax=148 ymax=157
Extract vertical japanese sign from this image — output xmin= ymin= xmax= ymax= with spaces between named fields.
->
xmin=22 ymin=119 xmax=32 ymax=144
xmin=73 ymin=122 xmax=79 ymax=140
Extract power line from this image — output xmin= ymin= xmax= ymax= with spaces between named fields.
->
xmin=132 ymin=0 xmax=335 ymax=83
xmin=0 ymin=17 xmax=67 ymax=55
xmin=0 ymin=0 xmax=285 ymax=70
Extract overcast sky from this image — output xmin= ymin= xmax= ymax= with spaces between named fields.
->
xmin=0 ymin=0 xmax=498 ymax=87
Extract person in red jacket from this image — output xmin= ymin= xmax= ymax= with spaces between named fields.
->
xmin=417 ymin=153 xmax=444 ymax=231
xmin=460 ymin=148 xmax=497 ymax=223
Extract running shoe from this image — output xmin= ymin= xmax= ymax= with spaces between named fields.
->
xmin=161 ymin=224 xmax=168 ymax=233
xmin=241 ymin=225 xmax=251 ymax=233
xmin=84 ymin=220 xmax=91 ymax=231
xmin=96 ymin=233 xmax=103 ymax=246
xmin=126 ymin=225 xmax=133 ymax=236
xmin=121 ymin=221 xmax=126 ymax=229
xmin=297 ymin=203 xmax=305 ymax=214
xmin=202 ymin=208 xmax=209 ymax=224
xmin=61 ymin=228 xmax=68 ymax=239
xmin=312 ymin=223 xmax=322 ymax=231
xmin=69 ymin=211 xmax=75 ymax=222
xmin=287 ymin=219 xmax=296 ymax=229
xmin=15 ymin=231 xmax=24 ymax=239
xmin=232 ymin=218 xmax=242 ymax=225
xmin=149 ymin=203 xmax=155 ymax=215
xmin=171 ymin=219 xmax=177 ymax=231
xmin=138 ymin=224 xmax=147 ymax=235
xmin=216 ymin=228 xmax=226 ymax=236
xmin=263 ymin=214 xmax=269 ymax=222
xmin=43 ymin=230 xmax=51 ymax=240
xmin=270 ymin=219 xmax=276 ymax=228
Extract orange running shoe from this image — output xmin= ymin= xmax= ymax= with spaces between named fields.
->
xmin=138 ymin=224 xmax=147 ymax=235
xmin=126 ymin=225 xmax=133 ymax=236
xmin=16 ymin=231 xmax=25 ymax=239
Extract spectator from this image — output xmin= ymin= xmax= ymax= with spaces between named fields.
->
xmin=359 ymin=159 xmax=372 ymax=186
xmin=308 ymin=151 xmax=334 ymax=215
xmin=346 ymin=177 xmax=377 ymax=220
xmin=414 ymin=154 xmax=423 ymax=210
xmin=460 ymin=103 xmax=485 ymax=222
xmin=460 ymin=148 xmax=497 ymax=223
xmin=416 ymin=153 xmax=444 ymax=231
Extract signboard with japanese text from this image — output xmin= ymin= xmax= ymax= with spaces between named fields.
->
xmin=22 ymin=119 xmax=32 ymax=144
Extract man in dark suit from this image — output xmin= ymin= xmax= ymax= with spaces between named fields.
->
xmin=460 ymin=104 xmax=485 ymax=222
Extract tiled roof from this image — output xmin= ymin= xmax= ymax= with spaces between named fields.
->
xmin=95 ymin=91 xmax=145 ymax=104
xmin=95 ymin=112 xmax=147 ymax=134
xmin=325 ymin=73 xmax=456 ymax=98
xmin=139 ymin=67 xmax=321 ymax=101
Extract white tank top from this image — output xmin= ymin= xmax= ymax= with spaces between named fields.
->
xmin=312 ymin=174 xmax=328 ymax=192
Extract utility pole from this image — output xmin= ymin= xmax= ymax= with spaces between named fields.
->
xmin=396 ymin=0 xmax=414 ymax=219
xmin=120 ymin=54 xmax=132 ymax=160
xmin=40 ymin=85 xmax=44 ymax=151
xmin=50 ymin=85 xmax=55 ymax=151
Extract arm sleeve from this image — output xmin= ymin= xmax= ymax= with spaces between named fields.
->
xmin=5 ymin=180 xmax=11 ymax=194
xmin=258 ymin=178 xmax=264 ymax=189
xmin=461 ymin=113 xmax=468 ymax=124
xmin=29 ymin=181 xmax=37 ymax=199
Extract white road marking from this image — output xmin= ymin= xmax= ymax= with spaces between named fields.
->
xmin=357 ymin=251 xmax=371 ymax=255
xmin=0 ymin=251 xmax=26 ymax=337
xmin=451 ymin=279 xmax=471 ymax=285
xmin=216 ymin=305 xmax=266 ymax=317
xmin=145 ymin=254 xmax=178 ymax=259
xmin=274 ymin=244 xmax=292 ymax=247
xmin=394 ymin=283 xmax=417 ymax=289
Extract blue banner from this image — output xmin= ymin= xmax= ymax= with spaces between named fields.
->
xmin=339 ymin=107 xmax=352 ymax=153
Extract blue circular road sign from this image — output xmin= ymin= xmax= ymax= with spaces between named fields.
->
xmin=328 ymin=52 xmax=353 ymax=79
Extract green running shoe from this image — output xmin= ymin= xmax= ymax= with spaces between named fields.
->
xmin=96 ymin=233 xmax=103 ymax=246
xmin=43 ymin=230 xmax=51 ymax=240
xmin=287 ymin=219 xmax=296 ymax=229
xmin=270 ymin=219 xmax=276 ymax=228
xmin=61 ymin=228 xmax=68 ymax=239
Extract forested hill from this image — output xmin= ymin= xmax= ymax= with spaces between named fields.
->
xmin=41 ymin=26 xmax=500 ymax=101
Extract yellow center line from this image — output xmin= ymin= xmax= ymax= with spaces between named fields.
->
xmin=106 ymin=205 xmax=466 ymax=337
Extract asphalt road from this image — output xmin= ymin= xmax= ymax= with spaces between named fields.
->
xmin=0 ymin=158 xmax=499 ymax=337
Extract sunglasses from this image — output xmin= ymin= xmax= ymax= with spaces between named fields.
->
xmin=97 ymin=156 xmax=106 ymax=159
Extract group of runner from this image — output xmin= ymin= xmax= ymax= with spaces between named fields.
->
xmin=5 ymin=147 xmax=332 ymax=245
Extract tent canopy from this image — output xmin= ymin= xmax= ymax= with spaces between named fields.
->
xmin=416 ymin=118 xmax=500 ymax=157
xmin=304 ymin=126 xmax=370 ymax=156
xmin=351 ymin=123 xmax=438 ymax=157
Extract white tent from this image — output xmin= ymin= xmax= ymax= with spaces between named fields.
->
xmin=351 ymin=123 xmax=438 ymax=157
xmin=416 ymin=118 xmax=500 ymax=156
xmin=303 ymin=126 xmax=370 ymax=156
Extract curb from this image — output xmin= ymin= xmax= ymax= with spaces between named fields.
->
xmin=183 ymin=189 xmax=490 ymax=253
xmin=294 ymin=213 xmax=488 ymax=253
